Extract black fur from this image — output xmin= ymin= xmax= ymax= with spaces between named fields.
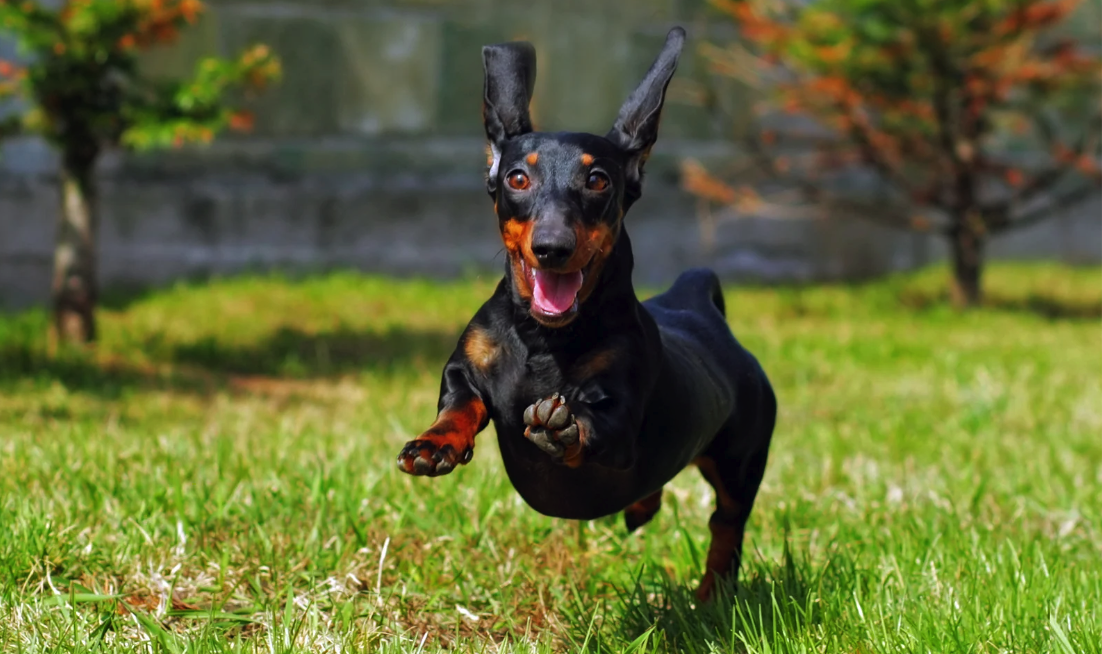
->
xmin=397 ymin=26 xmax=777 ymax=601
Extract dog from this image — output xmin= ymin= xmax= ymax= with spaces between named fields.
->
xmin=396 ymin=26 xmax=777 ymax=601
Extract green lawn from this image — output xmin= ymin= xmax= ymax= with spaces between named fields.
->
xmin=1 ymin=264 xmax=1099 ymax=653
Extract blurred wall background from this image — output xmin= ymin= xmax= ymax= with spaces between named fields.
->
xmin=1 ymin=0 xmax=1099 ymax=308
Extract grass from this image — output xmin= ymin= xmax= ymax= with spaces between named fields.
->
xmin=0 ymin=263 xmax=1099 ymax=653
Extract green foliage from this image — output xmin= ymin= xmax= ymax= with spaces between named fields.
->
xmin=0 ymin=264 xmax=1100 ymax=651
xmin=0 ymin=0 xmax=278 ymax=154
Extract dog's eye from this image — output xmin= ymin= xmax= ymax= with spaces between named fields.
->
xmin=586 ymin=172 xmax=610 ymax=192
xmin=506 ymin=171 xmax=530 ymax=191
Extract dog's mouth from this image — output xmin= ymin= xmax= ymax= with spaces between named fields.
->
xmin=521 ymin=261 xmax=586 ymax=324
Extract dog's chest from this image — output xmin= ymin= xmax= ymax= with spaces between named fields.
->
xmin=487 ymin=349 xmax=571 ymax=428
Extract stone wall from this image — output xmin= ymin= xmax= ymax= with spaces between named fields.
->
xmin=1 ymin=0 xmax=1099 ymax=308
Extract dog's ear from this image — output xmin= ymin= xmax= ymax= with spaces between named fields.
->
xmin=607 ymin=27 xmax=684 ymax=201
xmin=482 ymin=42 xmax=537 ymax=192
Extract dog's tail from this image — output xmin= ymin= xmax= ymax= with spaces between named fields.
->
xmin=707 ymin=272 xmax=726 ymax=318
xmin=657 ymin=267 xmax=726 ymax=318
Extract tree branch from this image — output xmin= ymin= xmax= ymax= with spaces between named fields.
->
xmin=737 ymin=126 xmax=927 ymax=231
xmin=844 ymin=105 xmax=929 ymax=202
xmin=987 ymin=181 xmax=1100 ymax=233
xmin=982 ymin=112 xmax=1102 ymax=225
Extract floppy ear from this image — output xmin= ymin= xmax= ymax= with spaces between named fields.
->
xmin=607 ymin=27 xmax=684 ymax=200
xmin=482 ymin=42 xmax=537 ymax=192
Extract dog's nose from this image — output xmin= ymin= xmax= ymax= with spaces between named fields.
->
xmin=531 ymin=225 xmax=576 ymax=269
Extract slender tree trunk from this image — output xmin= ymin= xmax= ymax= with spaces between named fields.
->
xmin=948 ymin=220 xmax=984 ymax=308
xmin=52 ymin=148 xmax=100 ymax=344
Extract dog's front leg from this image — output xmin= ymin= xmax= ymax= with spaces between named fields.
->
xmin=524 ymin=349 xmax=653 ymax=470
xmin=397 ymin=354 xmax=489 ymax=477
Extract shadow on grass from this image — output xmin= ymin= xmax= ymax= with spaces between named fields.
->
xmin=898 ymin=289 xmax=1102 ymax=319
xmin=0 ymin=347 xmax=216 ymax=400
xmin=159 ymin=326 xmax=458 ymax=377
xmin=567 ymin=547 xmax=820 ymax=654
xmin=0 ymin=326 xmax=459 ymax=399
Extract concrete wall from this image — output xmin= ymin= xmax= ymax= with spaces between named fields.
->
xmin=1 ymin=0 xmax=1099 ymax=308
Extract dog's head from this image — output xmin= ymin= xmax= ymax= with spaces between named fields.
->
xmin=482 ymin=27 xmax=684 ymax=328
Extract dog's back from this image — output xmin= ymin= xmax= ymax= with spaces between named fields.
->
xmin=633 ymin=268 xmax=775 ymax=476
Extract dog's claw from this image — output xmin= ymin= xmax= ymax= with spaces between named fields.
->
xmin=523 ymin=394 xmax=582 ymax=463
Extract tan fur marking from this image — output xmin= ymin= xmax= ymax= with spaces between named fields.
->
xmin=562 ymin=418 xmax=588 ymax=468
xmin=501 ymin=218 xmax=536 ymax=300
xmin=464 ymin=326 xmax=500 ymax=371
xmin=581 ymin=153 xmax=595 ymax=166
xmin=573 ymin=348 xmax=617 ymax=380
xmin=526 ymin=152 xmax=539 ymax=165
xmin=696 ymin=521 xmax=740 ymax=602
xmin=694 ymin=457 xmax=739 ymax=512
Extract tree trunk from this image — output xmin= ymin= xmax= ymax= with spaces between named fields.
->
xmin=52 ymin=149 xmax=100 ymax=344
xmin=948 ymin=224 xmax=984 ymax=308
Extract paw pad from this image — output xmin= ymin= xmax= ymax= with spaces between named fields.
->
xmin=396 ymin=439 xmax=472 ymax=477
xmin=523 ymin=393 xmax=580 ymax=458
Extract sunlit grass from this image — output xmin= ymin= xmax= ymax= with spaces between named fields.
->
xmin=1 ymin=263 xmax=1099 ymax=652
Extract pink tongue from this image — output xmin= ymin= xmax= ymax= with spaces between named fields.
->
xmin=532 ymin=269 xmax=583 ymax=315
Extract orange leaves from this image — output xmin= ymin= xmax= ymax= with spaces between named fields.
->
xmin=681 ymin=158 xmax=738 ymax=205
xmin=169 ymin=123 xmax=214 ymax=148
xmin=688 ymin=0 xmax=1100 ymax=243
xmin=996 ymin=0 xmax=1082 ymax=35
xmin=814 ymin=40 xmax=854 ymax=64
xmin=808 ymin=76 xmax=859 ymax=107
xmin=0 ymin=58 xmax=24 ymax=100
xmin=228 ymin=111 xmax=254 ymax=132
xmin=1073 ymin=154 xmax=1101 ymax=178
xmin=680 ymin=158 xmax=763 ymax=213
xmin=713 ymin=0 xmax=789 ymax=47
xmin=126 ymin=0 xmax=206 ymax=48
xmin=910 ymin=215 xmax=932 ymax=231
xmin=238 ymin=45 xmax=281 ymax=91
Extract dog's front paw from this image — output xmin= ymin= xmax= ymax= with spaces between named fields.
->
xmin=523 ymin=394 xmax=585 ymax=467
xmin=396 ymin=438 xmax=473 ymax=477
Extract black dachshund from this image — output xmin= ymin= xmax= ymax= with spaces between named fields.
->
xmin=397 ymin=27 xmax=777 ymax=601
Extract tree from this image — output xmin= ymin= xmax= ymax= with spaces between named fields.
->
xmin=684 ymin=0 xmax=1101 ymax=306
xmin=0 ymin=0 xmax=279 ymax=343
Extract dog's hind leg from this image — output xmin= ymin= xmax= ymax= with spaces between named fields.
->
xmin=693 ymin=375 xmax=776 ymax=602
xmin=693 ymin=447 xmax=768 ymax=602
xmin=623 ymin=488 xmax=663 ymax=533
